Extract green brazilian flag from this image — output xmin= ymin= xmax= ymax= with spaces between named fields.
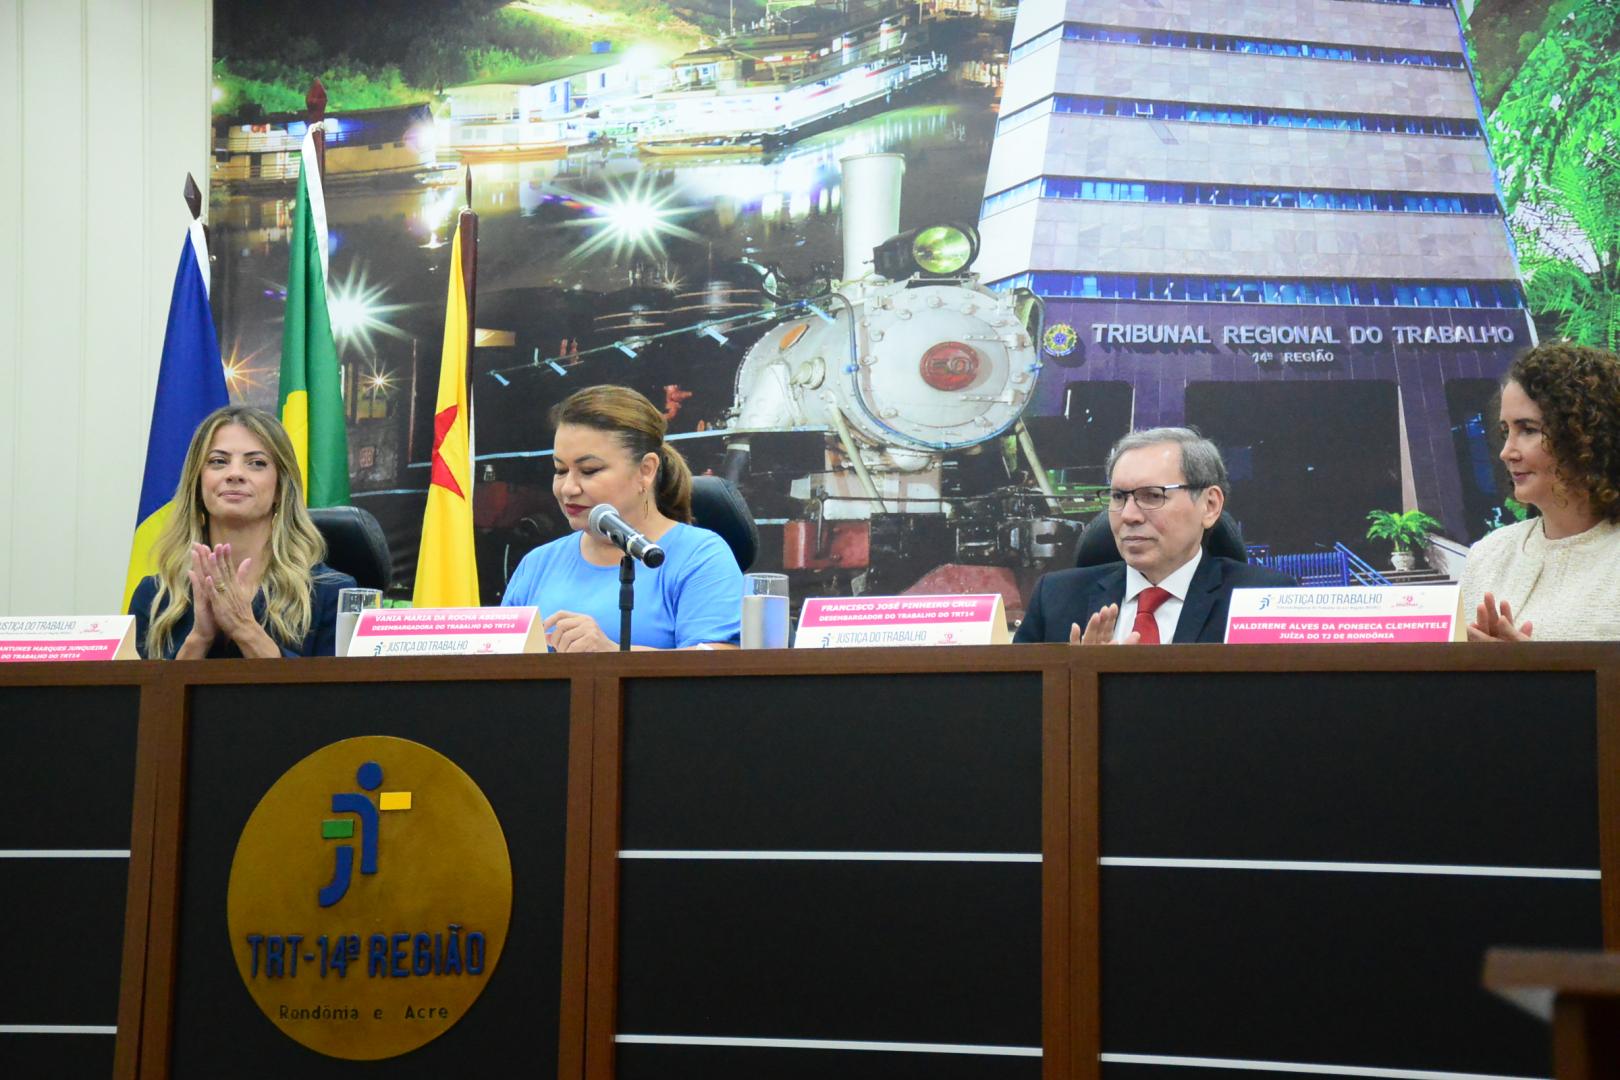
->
xmin=277 ymin=131 xmax=349 ymax=507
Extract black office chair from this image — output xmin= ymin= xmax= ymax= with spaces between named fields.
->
xmin=310 ymin=505 xmax=393 ymax=591
xmin=1074 ymin=508 xmax=1248 ymax=568
xmin=690 ymin=475 xmax=758 ymax=572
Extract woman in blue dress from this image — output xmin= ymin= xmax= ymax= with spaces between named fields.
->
xmin=502 ymin=385 xmax=743 ymax=651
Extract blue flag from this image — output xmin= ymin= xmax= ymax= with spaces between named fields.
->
xmin=123 ymin=220 xmax=229 ymax=610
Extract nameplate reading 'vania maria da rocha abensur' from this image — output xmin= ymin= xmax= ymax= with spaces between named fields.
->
xmin=346 ymin=607 xmax=544 ymax=658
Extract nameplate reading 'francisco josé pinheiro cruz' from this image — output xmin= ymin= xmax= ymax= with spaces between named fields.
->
xmin=795 ymin=594 xmax=1011 ymax=647
xmin=226 ymin=735 xmax=513 ymax=1060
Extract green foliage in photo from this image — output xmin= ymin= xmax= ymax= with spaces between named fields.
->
xmin=1486 ymin=1 xmax=1620 ymax=350
xmin=212 ymin=0 xmax=697 ymax=116
xmin=1365 ymin=509 xmax=1444 ymax=552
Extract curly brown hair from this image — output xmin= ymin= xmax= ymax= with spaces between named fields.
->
xmin=1506 ymin=343 xmax=1620 ymax=523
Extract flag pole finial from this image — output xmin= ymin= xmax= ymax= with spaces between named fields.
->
xmin=183 ymin=173 xmax=203 ymax=221
xmin=306 ymin=78 xmax=327 ymax=120
xmin=465 ymin=166 xmax=473 ymax=208
xmin=306 ymin=79 xmax=328 ymax=182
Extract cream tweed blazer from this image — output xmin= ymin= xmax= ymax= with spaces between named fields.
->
xmin=1458 ymin=517 xmax=1620 ymax=642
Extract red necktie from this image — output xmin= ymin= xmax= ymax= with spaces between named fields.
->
xmin=1132 ymin=586 xmax=1172 ymax=644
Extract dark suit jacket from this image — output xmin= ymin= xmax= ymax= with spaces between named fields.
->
xmin=130 ymin=563 xmax=356 ymax=659
xmin=1014 ymin=556 xmax=1296 ymax=644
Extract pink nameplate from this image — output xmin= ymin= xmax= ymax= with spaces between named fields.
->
xmin=0 ymin=615 xmax=137 ymax=662
xmin=1225 ymin=586 xmax=1461 ymax=644
xmin=347 ymin=607 xmax=544 ymax=657
xmin=795 ymin=594 xmax=1010 ymax=648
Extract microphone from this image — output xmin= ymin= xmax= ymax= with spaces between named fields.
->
xmin=588 ymin=504 xmax=666 ymax=567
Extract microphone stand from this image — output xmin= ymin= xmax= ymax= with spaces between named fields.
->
xmin=618 ymin=555 xmax=635 ymax=652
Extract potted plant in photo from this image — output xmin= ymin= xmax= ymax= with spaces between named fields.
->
xmin=1484 ymin=497 xmax=1531 ymax=532
xmin=1365 ymin=509 xmax=1444 ymax=572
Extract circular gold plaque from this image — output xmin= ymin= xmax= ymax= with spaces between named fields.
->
xmin=226 ymin=736 xmax=512 ymax=1060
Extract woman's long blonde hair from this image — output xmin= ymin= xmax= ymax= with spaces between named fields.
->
xmin=144 ymin=405 xmax=329 ymax=657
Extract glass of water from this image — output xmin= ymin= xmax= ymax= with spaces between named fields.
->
xmin=336 ymin=588 xmax=383 ymax=657
xmin=740 ymin=573 xmax=790 ymax=649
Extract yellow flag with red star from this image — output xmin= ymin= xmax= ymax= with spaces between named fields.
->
xmin=412 ymin=212 xmax=479 ymax=606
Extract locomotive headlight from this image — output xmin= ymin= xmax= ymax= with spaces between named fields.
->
xmin=872 ymin=223 xmax=980 ymax=279
xmin=918 ymin=340 xmax=981 ymax=392
xmin=912 ymin=224 xmax=978 ymax=275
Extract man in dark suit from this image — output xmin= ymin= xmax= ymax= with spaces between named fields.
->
xmin=1014 ymin=428 xmax=1294 ymax=644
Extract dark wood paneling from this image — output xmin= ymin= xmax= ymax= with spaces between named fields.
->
xmin=1040 ymin=665 xmax=1072 ymax=1080
xmin=163 ymin=678 xmax=571 ymax=1078
xmin=1598 ymin=664 xmax=1620 ymax=949
xmin=115 ymin=676 xmax=168 ymax=1080
xmin=1070 ymin=665 xmax=1101 ymax=1080
xmin=618 ymin=858 xmax=1041 ymax=1043
xmin=125 ymin=656 xmax=592 ymax=1080
xmin=585 ymin=674 xmax=624 ymax=1080
xmin=1100 ymin=670 xmax=1598 ymax=867
xmin=1101 ymin=867 xmax=1594 ymax=1076
xmin=558 ymin=675 xmax=595 ymax=1080
xmin=0 ymin=1032 xmax=117 ymax=1076
xmin=619 ymin=672 xmax=1042 ymax=852
xmin=0 ymin=858 xmax=129 ymax=1023
xmin=0 ymin=666 xmax=152 ymax=1080
xmin=0 ymin=684 xmax=140 ymax=848
xmin=2 ymin=643 xmax=1614 ymax=1080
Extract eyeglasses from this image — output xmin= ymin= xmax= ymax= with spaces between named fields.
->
xmin=1107 ymin=484 xmax=1202 ymax=512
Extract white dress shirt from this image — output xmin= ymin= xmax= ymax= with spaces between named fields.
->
xmin=1114 ymin=547 xmax=1203 ymax=643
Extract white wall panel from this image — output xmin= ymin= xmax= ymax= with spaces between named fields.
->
xmin=0 ymin=1 xmax=23 ymax=616
xmin=0 ymin=0 xmax=211 ymax=615
xmin=15 ymin=0 xmax=88 ymax=616
xmin=80 ymin=0 xmax=148 ymax=614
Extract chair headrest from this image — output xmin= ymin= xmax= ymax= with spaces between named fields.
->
xmin=690 ymin=475 xmax=758 ymax=572
xmin=309 ymin=505 xmax=393 ymax=592
xmin=1074 ymin=508 xmax=1248 ymax=567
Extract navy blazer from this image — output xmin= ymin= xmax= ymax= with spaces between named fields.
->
xmin=1014 ymin=556 xmax=1296 ymax=644
xmin=130 ymin=563 xmax=356 ymax=659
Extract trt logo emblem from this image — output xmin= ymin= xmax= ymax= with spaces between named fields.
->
xmin=319 ymin=760 xmax=413 ymax=907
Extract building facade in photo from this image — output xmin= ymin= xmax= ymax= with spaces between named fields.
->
xmin=979 ymin=0 xmax=1530 ymax=552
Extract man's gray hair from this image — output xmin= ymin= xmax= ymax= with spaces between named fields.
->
xmin=1105 ymin=427 xmax=1230 ymax=496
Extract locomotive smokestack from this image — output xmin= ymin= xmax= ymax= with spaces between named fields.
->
xmin=840 ymin=153 xmax=906 ymax=286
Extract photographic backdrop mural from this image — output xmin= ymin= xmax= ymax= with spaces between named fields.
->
xmin=207 ymin=0 xmax=1616 ymax=615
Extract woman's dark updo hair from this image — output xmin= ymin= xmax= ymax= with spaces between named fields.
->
xmin=550 ymin=385 xmax=694 ymax=523
xmin=1506 ymin=343 xmax=1620 ymax=523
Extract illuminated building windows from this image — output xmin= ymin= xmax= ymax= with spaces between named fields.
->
xmin=996 ymin=94 xmax=1483 ymax=138
xmin=1330 ymin=0 xmax=1454 ymax=7
xmin=1010 ymin=22 xmax=1466 ymax=67
xmin=981 ymin=177 xmax=1501 ymax=218
xmin=1007 ymin=24 xmax=1063 ymax=60
xmin=988 ymin=273 xmax=1526 ymax=309
xmin=996 ymin=97 xmax=1056 ymax=135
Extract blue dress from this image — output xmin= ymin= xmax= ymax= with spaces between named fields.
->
xmin=501 ymin=524 xmax=743 ymax=648
xmin=129 ymin=562 xmax=356 ymax=658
